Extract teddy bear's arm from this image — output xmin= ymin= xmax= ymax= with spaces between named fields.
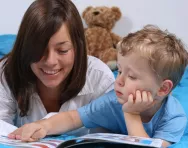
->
xmin=110 ymin=32 xmax=122 ymax=48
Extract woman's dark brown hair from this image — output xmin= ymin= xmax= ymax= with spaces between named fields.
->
xmin=0 ymin=0 xmax=87 ymax=116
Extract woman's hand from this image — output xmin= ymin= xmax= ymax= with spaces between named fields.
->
xmin=8 ymin=122 xmax=48 ymax=142
xmin=122 ymin=90 xmax=156 ymax=115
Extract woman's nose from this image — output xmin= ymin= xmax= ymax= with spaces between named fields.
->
xmin=44 ymin=51 xmax=57 ymax=66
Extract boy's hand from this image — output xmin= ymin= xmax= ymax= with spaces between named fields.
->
xmin=122 ymin=90 xmax=155 ymax=115
xmin=8 ymin=122 xmax=48 ymax=142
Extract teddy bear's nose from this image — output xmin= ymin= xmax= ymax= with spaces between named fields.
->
xmin=93 ymin=11 xmax=100 ymax=15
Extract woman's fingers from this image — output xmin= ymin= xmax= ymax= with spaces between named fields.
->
xmin=8 ymin=134 xmax=16 ymax=139
xmin=8 ymin=123 xmax=46 ymax=142
xmin=8 ymin=127 xmax=23 ymax=139
xmin=21 ymin=123 xmax=42 ymax=141
xmin=31 ymin=128 xmax=47 ymax=140
xmin=21 ymin=137 xmax=40 ymax=142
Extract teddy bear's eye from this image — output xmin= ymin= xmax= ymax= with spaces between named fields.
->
xmin=93 ymin=11 xmax=100 ymax=15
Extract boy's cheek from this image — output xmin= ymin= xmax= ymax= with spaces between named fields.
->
xmin=117 ymin=97 xmax=127 ymax=104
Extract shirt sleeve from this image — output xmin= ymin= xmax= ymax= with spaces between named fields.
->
xmin=77 ymin=90 xmax=124 ymax=133
xmin=153 ymin=97 xmax=187 ymax=143
xmin=0 ymin=72 xmax=17 ymax=125
xmin=154 ymin=115 xmax=187 ymax=143
xmin=87 ymin=56 xmax=115 ymax=98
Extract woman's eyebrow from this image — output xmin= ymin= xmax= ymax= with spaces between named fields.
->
xmin=55 ymin=41 xmax=69 ymax=46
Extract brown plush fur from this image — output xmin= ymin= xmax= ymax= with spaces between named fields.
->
xmin=82 ymin=6 xmax=122 ymax=70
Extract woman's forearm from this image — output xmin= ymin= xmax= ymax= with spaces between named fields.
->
xmin=41 ymin=110 xmax=83 ymax=135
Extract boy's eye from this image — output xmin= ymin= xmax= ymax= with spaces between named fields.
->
xmin=128 ymin=75 xmax=137 ymax=80
xmin=118 ymin=71 xmax=122 ymax=75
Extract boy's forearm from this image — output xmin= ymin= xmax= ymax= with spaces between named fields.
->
xmin=40 ymin=110 xmax=83 ymax=135
xmin=124 ymin=112 xmax=149 ymax=138
xmin=124 ymin=113 xmax=172 ymax=147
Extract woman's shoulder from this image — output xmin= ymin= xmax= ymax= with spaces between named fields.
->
xmin=87 ymin=56 xmax=115 ymax=78
xmin=0 ymin=58 xmax=7 ymax=83
xmin=82 ymin=56 xmax=115 ymax=96
xmin=0 ymin=58 xmax=15 ymax=100
xmin=0 ymin=58 xmax=7 ymax=72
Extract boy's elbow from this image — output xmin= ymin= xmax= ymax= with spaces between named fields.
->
xmin=162 ymin=140 xmax=172 ymax=148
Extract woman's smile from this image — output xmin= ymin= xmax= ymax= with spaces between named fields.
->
xmin=41 ymin=68 xmax=62 ymax=75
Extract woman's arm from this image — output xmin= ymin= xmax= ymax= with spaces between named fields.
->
xmin=44 ymin=110 xmax=83 ymax=135
xmin=0 ymin=72 xmax=17 ymax=125
xmin=8 ymin=110 xmax=83 ymax=142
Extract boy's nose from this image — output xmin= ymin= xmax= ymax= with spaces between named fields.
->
xmin=117 ymin=76 xmax=124 ymax=87
xmin=118 ymin=81 xmax=124 ymax=87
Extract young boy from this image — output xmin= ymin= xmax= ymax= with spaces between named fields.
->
xmin=9 ymin=25 xmax=188 ymax=147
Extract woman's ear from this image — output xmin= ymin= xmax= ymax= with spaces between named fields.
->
xmin=157 ymin=80 xmax=173 ymax=97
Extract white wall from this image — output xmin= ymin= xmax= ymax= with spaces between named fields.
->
xmin=0 ymin=0 xmax=188 ymax=47
xmin=0 ymin=0 xmax=34 ymax=34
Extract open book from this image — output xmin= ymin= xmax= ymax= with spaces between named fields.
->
xmin=0 ymin=133 xmax=163 ymax=148
xmin=0 ymin=119 xmax=68 ymax=148
xmin=58 ymin=133 xmax=163 ymax=148
xmin=0 ymin=118 xmax=163 ymax=148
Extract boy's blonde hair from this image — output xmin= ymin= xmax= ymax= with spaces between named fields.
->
xmin=117 ymin=25 xmax=188 ymax=89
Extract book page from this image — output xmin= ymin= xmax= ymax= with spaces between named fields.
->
xmin=0 ymin=135 xmax=64 ymax=148
xmin=0 ymin=119 xmax=64 ymax=148
xmin=0 ymin=112 xmax=58 ymax=136
xmin=0 ymin=120 xmax=17 ymax=136
xmin=80 ymin=133 xmax=163 ymax=148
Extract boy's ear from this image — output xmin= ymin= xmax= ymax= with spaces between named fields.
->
xmin=157 ymin=80 xmax=173 ymax=97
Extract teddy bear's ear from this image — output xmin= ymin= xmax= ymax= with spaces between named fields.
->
xmin=82 ymin=6 xmax=93 ymax=19
xmin=111 ymin=7 xmax=122 ymax=21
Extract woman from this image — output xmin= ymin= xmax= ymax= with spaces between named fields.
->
xmin=0 ymin=0 xmax=115 ymax=127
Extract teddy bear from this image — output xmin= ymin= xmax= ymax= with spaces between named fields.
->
xmin=82 ymin=6 xmax=122 ymax=70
